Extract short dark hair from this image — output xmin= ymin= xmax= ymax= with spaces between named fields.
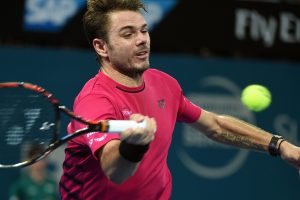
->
xmin=83 ymin=0 xmax=147 ymax=46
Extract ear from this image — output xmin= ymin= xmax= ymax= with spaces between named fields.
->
xmin=93 ymin=38 xmax=108 ymax=58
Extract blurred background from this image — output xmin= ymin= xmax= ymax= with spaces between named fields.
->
xmin=0 ymin=0 xmax=299 ymax=199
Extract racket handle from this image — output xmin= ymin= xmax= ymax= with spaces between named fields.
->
xmin=108 ymin=120 xmax=147 ymax=132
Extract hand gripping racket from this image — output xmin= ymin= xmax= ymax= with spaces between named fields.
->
xmin=0 ymin=82 xmax=146 ymax=168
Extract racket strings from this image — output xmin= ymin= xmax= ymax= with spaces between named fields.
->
xmin=0 ymin=87 xmax=57 ymax=166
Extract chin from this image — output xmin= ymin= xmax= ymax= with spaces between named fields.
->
xmin=134 ymin=60 xmax=149 ymax=71
xmin=124 ymin=64 xmax=149 ymax=77
xmin=137 ymin=64 xmax=149 ymax=73
xmin=132 ymin=67 xmax=147 ymax=75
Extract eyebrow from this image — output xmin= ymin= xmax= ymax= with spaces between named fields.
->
xmin=119 ymin=23 xmax=148 ymax=32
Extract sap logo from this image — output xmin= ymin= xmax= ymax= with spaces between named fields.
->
xmin=24 ymin=0 xmax=86 ymax=32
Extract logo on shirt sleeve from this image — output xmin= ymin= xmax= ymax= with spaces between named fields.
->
xmin=87 ymin=133 xmax=107 ymax=147
xmin=121 ymin=107 xmax=133 ymax=119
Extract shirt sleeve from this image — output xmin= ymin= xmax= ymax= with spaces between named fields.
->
xmin=177 ymin=91 xmax=202 ymax=123
xmin=68 ymin=94 xmax=120 ymax=159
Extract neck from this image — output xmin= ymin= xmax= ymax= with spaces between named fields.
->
xmin=29 ymin=169 xmax=45 ymax=183
xmin=101 ymin=65 xmax=144 ymax=87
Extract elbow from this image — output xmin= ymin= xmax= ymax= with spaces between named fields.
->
xmin=193 ymin=110 xmax=223 ymax=139
xmin=104 ymin=165 xmax=135 ymax=185
xmin=204 ymin=116 xmax=224 ymax=140
xmin=108 ymin=177 xmax=125 ymax=185
xmin=106 ymin=172 xmax=131 ymax=185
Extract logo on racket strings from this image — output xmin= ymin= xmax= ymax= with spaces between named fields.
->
xmin=5 ymin=125 xmax=24 ymax=146
xmin=40 ymin=122 xmax=55 ymax=131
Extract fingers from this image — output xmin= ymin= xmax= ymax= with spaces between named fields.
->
xmin=120 ymin=114 xmax=157 ymax=145
xmin=129 ymin=113 xmax=146 ymax=123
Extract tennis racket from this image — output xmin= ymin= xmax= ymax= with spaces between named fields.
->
xmin=0 ymin=82 xmax=146 ymax=168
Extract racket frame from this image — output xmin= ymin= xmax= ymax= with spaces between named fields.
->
xmin=0 ymin=82 xmax=112 ymax=168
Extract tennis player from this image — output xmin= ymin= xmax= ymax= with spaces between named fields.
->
xmin=59 ymin=0 xmax=300 ymax=199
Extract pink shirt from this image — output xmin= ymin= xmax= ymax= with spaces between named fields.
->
xmin=59 ymin=69 xmax=201 ymax=200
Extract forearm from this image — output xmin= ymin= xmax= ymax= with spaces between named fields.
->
xmin=98 ymin=140 xmax=140 ymax=184
xmin=194 ymin=110 xmax=274 ymax=153
xmin=193 ymin=110 xmax=300 ymax=172
xmin=215 ymin=115 xmax=300 ymax=171
xmin=213 ymin=115 xmax=273 ymax=152
xmin=98 ymin=114 xmax=155 ymax=184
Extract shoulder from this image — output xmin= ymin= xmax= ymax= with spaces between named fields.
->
xmin=144 ymin=68 xmax=173 ymax=78
xmin=78 ymin=75 xmax=104 ymax=97
xmin=10 ymin=174 xmax=29 ymax=189
xmin=144 ymin=68 xmax=179 ymax=85
xmin=74 ymin=74 xmax=115 ymax=107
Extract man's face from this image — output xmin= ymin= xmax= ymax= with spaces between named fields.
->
xmin=105 ymin=10 xmax=150 ymax=76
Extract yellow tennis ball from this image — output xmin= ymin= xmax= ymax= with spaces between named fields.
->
xmin=241 ymin=84 xmax=272 ymax=112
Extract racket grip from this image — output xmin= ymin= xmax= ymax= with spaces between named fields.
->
xmin=108 ymin=120 xmax=147 ymax=132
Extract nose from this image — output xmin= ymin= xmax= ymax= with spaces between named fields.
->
xmin=136 ymin=31 xmax=149 ymax=46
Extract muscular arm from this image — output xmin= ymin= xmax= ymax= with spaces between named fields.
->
xmin=193 ymin=109 xmax=300 ymax=171
xmin=96 ymin=114 xmax=156 ymax=184
xmin=192 ymin=109 xmax=274 ymax=152
xmin=97 ymin=140 xmax=140 ymax=184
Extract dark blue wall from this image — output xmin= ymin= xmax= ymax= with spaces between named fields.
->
xmin=1 ymin=46 xmax=299 ymax=199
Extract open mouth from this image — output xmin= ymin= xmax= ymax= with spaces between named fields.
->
xmin=136 ymin=50 xmax=149 ymax=59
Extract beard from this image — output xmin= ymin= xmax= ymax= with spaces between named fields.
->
xmin=110 ymin=56 xmax=150 ymax=78
xmin=107 ymin=43 xmax=151 ymax=78
xmin=117 ymin=63 xmax=149 ymax=78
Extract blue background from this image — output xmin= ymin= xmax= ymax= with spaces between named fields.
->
xmin=0 ymin=46 xmax=299 ymax=199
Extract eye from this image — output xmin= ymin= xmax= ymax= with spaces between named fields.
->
xmin=123 ymin=33 xmax=132 ymax=38
xmin=121 ymin=30 xmax=135 ymax=38
xmin=141 ymin=28 xmax=148 ymax=33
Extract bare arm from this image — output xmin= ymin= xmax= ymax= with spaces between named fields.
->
xmin=192 ymin=109 xmax=272 ymax=152
xmin=97 ymin=114 xmax=156 ymax=184
xmin=97 ymin=140 xmax=140 ymax=184
xmin=193 ymin=109 xmax=300 ymax=171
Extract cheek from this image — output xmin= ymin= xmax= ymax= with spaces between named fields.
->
xmin=108 ymin=39 xmax=136 ymax=60
xmin=113 ymin=44 xmax=133 ymax=57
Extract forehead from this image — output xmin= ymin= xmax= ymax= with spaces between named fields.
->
xmin=109 ymin=10 xmax=147 ymax=31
